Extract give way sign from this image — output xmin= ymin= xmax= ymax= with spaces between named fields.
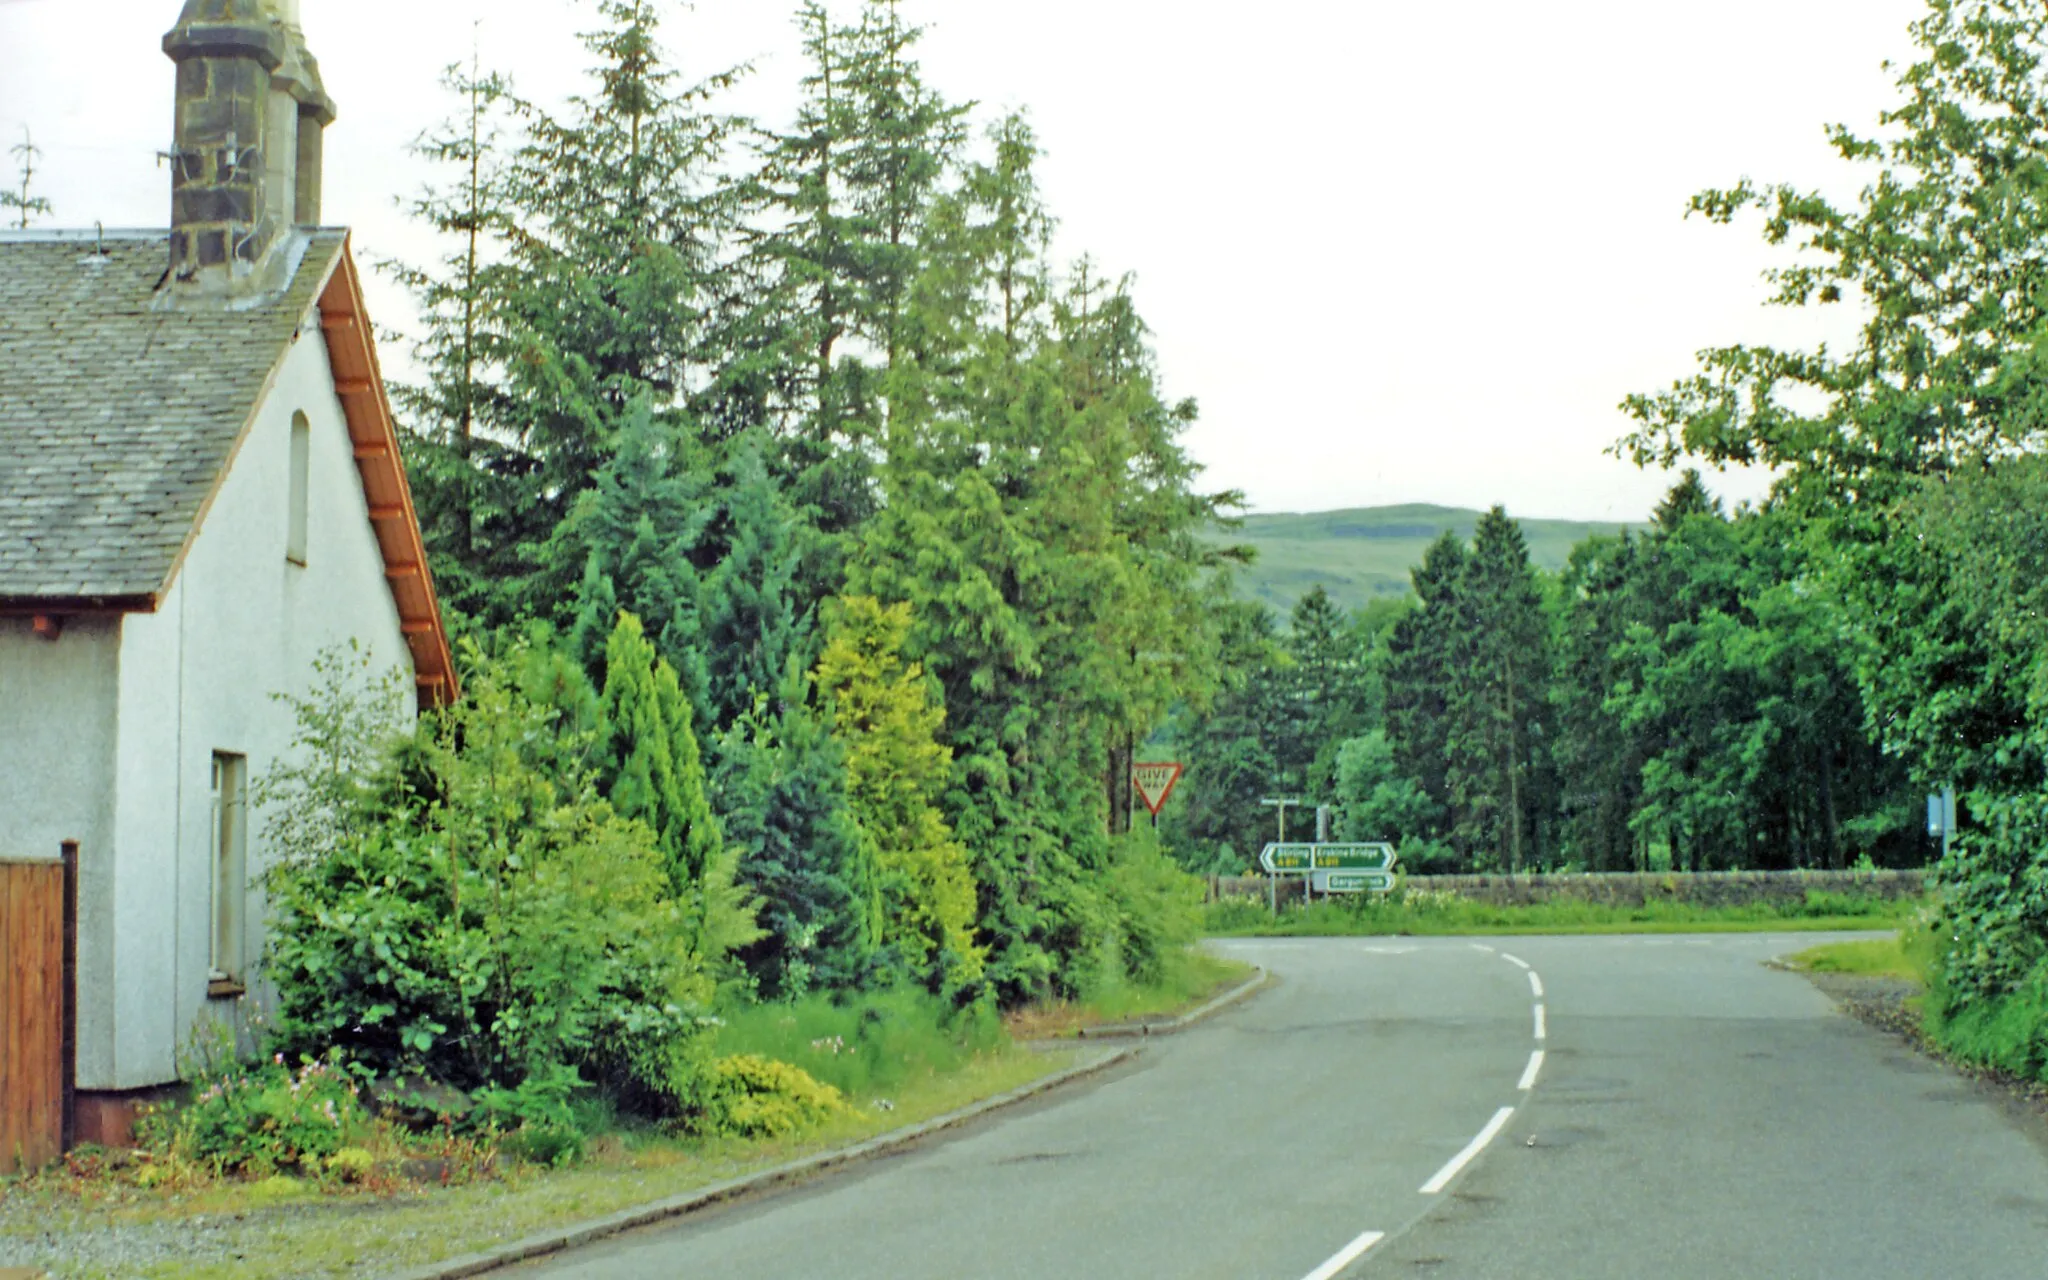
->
xmin=1131 ymin=762 xmax=1185 ymax=816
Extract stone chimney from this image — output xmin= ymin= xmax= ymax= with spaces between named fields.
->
xmin=162 ymin=0 xmax=336 ymax=296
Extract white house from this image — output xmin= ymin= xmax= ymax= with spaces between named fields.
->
xmin=0 ymin=0 xmax=454 ymax=1145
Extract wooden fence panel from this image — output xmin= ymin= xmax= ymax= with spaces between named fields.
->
xmin=1 ymin=857 xmax=65 ymax=1174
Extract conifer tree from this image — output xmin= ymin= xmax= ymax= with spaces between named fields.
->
xmin=561 ymin=400 xmax=714 ymax=699
xmin=814 ymin=595 xmax=982 ymax=988
xmin=853 ymin=117 xmax=1233 ymax=999
xmin=599 ymin=612 xmax=723 ymax=889
xmin=713 ymin=667 xmax=875 ymax=999
xmin=595 ymin=612 xmax=759 ymax=979
xmin=386 ymin=55 xmax=522 ymax=623
xmin=1444 ymin=508 xmax=1551 ymax=872
xmin=696 ymin=439 xmax=813 ymax=731
xmin=397 ymin=1 xmax=746 ymax=628
xmin=1284 ymin=586 xmax=1373 ymax=798
xmin=1383 ymin=532 xmax=1468 ymax=849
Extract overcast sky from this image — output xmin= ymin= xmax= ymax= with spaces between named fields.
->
xmin=0 ymin=0 xmax=1927 ymax=521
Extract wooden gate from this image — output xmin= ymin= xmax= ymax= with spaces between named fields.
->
xmin=1 ymin=844 xmax=74 ymax=1174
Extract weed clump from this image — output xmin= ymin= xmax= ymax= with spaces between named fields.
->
xmin=137 ymin=1054 xmax=369 ymax=1179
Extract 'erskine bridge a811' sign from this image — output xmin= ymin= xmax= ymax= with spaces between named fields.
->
xmin=1259 ymin=842 xmax=1399 ymax=894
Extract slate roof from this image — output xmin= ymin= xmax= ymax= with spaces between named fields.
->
xmin=0 ymin=229 xmax=347 ymax=604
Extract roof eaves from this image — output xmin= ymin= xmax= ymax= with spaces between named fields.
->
xmin=315 ymin=236 xmax=460 ymax=709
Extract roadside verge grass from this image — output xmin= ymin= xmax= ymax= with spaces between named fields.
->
xmin=1780 ymin=935 xmax=1927 ymax=980
xmin=0 ymin=1036 xmax=1073 ymax=1280
xmin=1203 ymin=888 xmax=1923 ymax=938
xmin=1004 ymin=948 xmax=1257 ymax=1040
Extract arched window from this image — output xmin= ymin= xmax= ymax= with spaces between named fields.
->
xmin=287 ymin=411 xmax=310 ymax=565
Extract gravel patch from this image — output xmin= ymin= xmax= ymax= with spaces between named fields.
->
xmin=0 ymin=1183 xmax=440 ymax=1279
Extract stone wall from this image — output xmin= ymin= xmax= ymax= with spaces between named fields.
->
xmin=1212 ymin=869 xmax=1928 ymax=907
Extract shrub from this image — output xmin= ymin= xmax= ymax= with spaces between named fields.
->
xmin=1104 ymin=832 xmax=1204 ymax=988
xmin=259 ymin=639 xmax=732 ymax=1112
xmin=473 ymin=1064 xmax=588 ymax=1166
xmin=139 ymin=1054 xmax=369 ymax=1177
xmin=688 ymin=1055 xmax=848 ymax=1139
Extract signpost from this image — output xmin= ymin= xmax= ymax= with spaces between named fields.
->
xmin=1259 ymin=797 xmax=1307 ymax=913
xmin=1927 ymin=786 xmax=1958 ymax=860
xmin=1260 ymin=842 xmax=1398 ymax=897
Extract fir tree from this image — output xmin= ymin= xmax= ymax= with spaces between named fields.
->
xmin=696 ymin=438 xmax=813 ymax=731
xmin=560 ymin=400 xmax=715 ymax=699
xmin=1444 ymin=507 xmax=1550 ymax=872
xmin=385 ymin=53 xmax=522 ymax=624
xmin=1383 ymin=532 xmax=1468 ymax=848
xmin=713 ymin=667 xmax=875 ymax=999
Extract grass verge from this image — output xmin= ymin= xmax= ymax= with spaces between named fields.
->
xmin=0 ymin=1044 xmax=1073 ymax=1280
xmin=1203 ymin=889 xmax=1923 ymax=938
xmin=1781 ymin=935 xmax=1926 ymax=980
xmin=1003 ymin=948 xmax=1257 ymax=1040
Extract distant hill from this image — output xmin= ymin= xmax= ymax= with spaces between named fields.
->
xmin=1209 ymin=504 xmax=1635 ymax=616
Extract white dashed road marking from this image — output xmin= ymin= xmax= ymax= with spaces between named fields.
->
xmin=1300 ymin=1229 xmax=1387 ymax=1280
xmin=1420 ymin=1106 xmax=1518 ymax=1194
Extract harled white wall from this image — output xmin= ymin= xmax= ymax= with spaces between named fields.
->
xmin=100 ymin=291 xmax=417 ymax=1090
xmin=0 ymin=615 xmax=121 ymax=1081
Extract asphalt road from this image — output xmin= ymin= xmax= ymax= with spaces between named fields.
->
xmin=517 ymin=933 xmax=2048 ymax=1279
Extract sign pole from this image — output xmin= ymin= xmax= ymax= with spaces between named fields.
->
xmin=1259 ymin=796 xmax=1306 ymax=913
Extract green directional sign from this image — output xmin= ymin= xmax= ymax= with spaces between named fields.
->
xmin=1261 ymin=844 xmax=1316 ymax=872
xmin=1258 ymin=842 xmax=1397 ymax=874
xmin=1318 ymin=869 xmax=1396 ymax=894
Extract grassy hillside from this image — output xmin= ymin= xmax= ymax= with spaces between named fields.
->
xmin=1211 ymin=504 xmax=1634 ymax=615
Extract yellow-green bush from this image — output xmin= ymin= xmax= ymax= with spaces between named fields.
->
xmin=691 ymin=1054 xmax=848 ymax=1139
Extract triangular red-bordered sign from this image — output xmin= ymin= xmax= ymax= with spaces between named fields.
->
xmin=1131 ymin=761 xmax=1185 ymax=816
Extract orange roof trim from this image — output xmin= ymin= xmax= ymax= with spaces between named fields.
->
xmin=317 ymin=238 xmax=459 ymax=708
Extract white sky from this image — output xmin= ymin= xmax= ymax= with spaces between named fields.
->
xmin=0 ymin=0 xmax=1925 ymax=521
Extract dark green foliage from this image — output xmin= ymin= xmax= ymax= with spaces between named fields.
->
xmin=1443 ymin=507 xmax=1551 ymax=872
xmin=697 ymin=441 xmax=815 ymax=731
xmin=713 ymin=667 xmax=877 ymax=1000
xmin=391 ymin=2 xmax=744 ymax=629
xmin=384 ymin=3 xmax=1249 ymax=1014
xmin=1869 ymin=461 xmax=2048 ymax=1004
xmin=1382 ymin=532 xmax=1467 ymax=835
xmin=562 ymin=401 xmax=715 ymax=691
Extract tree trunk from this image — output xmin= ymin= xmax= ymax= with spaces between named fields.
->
xmin=1818 ymin=745 xmax=1842 ymax=870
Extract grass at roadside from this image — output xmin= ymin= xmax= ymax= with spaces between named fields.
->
xmin=1004 ymin=948 xmax=1257 ymax=1040
xmin=0 ymin=1045 xmax=1075 ymax=1280
xmin=1203 ymin=889 xmax=1924 ymax=938
xmin=1781 ymin=935 xmax=1926 ymax=980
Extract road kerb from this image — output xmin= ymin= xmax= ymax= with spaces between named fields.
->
xmin=383 ymin=1046 xmax=1137 ymax=1280
xmin=1075 ymin=965 xmax=1273 ymax=1040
